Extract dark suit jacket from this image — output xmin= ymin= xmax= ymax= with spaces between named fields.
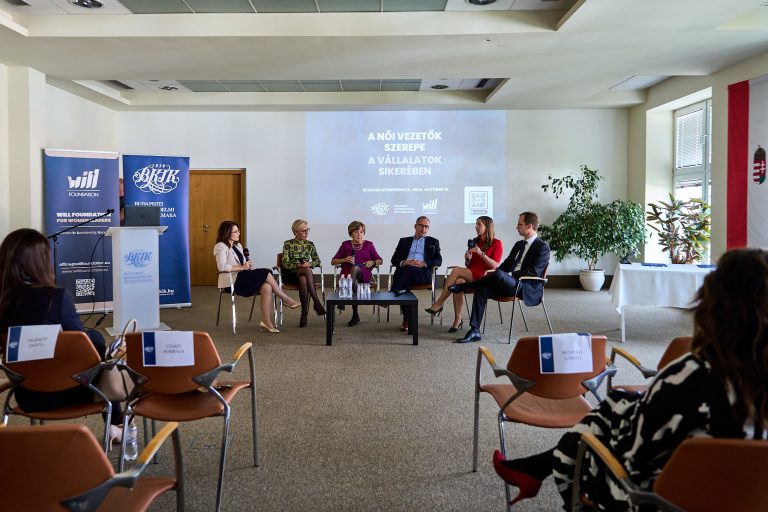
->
xmin=498 ymin=238 xmax=550 ymax=306
xmin=390 ymin=235 xmax=442 ymax=269
xmin=0 ymin=287 xmax=85 ymax=332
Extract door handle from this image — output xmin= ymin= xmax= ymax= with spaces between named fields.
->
xmin=203 ymin=224 xmax=210 ymax=232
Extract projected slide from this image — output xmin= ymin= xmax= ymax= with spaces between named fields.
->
xmin=306 ymin=111 xmax=506 ymax=224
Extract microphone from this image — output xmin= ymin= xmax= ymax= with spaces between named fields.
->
xmin=106 ymin=208 xmax=115 ymax=214
xmin=467 ymin=239 xmax=476 ymax=250
xmin=243 ymin=247 xmax=250 ymax=262
xmin=351 ymin=248 xmax=356 ymax=266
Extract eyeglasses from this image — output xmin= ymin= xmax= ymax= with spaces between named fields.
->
xmin=416 ymin=224 xmax=430 ymax=229
xmin=231 ymin=229 xmax=240 ymax=234
xmin=298 ymin=228 xmax=310 ymax=234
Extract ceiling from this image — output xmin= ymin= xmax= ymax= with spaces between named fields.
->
xmin=0 ymin=0 xmax=766 ymax=111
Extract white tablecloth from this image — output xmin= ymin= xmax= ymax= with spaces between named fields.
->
xmin=608 ymin=263 xmax=714 ymax=341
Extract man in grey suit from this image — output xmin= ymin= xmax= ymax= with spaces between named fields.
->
xmin=451 ymin=211 xmax=550 ymax=343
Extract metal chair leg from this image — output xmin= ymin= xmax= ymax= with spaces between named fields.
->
xmin=248 ymin=295 xmax=256 ymax=323
xmin=518 ymin=301 xmax=529 ymax=331
xmin=541 ymin=300 xmax=554 ymax=334
xmin=215 ymin=411 xmax=231 ymax=512
xmin=472 ymin=389 xmax=480 ymax=472
xmin=498 ymin=411 xmax=512 ymax=512
xmin=230 ymin=291 xmax=237 ymax=335
xmin=216 ymin=291 xmax=224 ymax=326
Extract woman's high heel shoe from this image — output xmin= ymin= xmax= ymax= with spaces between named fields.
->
xmin=286 ymin=302 xmax=301 ymax=310
xmin=424 ymin=305 xmax=443 ymax=316
xmin=448 ymin=320 xmax=464 ymax=333
xmin=108 ymin=424 xmax=123 ymax=452
xmin=259 ymin=321 xmax=279 ymax=333
xmin=492 ymin=450 xmax=543 ymax=506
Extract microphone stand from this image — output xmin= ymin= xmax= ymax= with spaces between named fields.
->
xmin=47 ymin=209 xmax=114 ymax=286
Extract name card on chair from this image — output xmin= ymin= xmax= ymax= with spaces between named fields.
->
xmin=539 ymin=333 xmax=592 ymax=374
xmin=5 ymin=325 xmax=62 ymax=362
xmin=142 ymin=331 xmax=194 ymax=367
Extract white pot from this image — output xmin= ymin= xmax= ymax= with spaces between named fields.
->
xmin=579 ymin=269 xmax=605 ymax=292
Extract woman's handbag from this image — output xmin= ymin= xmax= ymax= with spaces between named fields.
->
xmin=93 ymin=318 xmax=137 ymax=402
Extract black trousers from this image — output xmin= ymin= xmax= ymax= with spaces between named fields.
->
xmin=468 ymin=271 xmax=519 ymax=329
xmin=390 ymin=265 xmax=430 ymax=317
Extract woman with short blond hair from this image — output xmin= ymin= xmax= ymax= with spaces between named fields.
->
xmin=281 ymin=219 xmax=326 ymax=327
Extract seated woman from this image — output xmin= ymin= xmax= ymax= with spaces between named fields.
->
xmin=493 ymin=248 xmax=768 ymax=509
xmin=214 ymin=221 xmax=299 ymax=333
xmin=330 ymin=221 xmax=383 ymax=327
xmin=425 ymin=216 xmax=502 ymax=332
xmin=0 ymin=228 xmax=124 ymax=447
xmin=280 ymin=219 xmax=327 ymax=327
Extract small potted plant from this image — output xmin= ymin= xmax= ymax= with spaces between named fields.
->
xmin=646 ymin=194 xmax=711 ymax=264
xmin=539 ymin=165 xmax=646 ymax=291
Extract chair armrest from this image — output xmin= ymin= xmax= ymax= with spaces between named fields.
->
xmin=582 ymin=361 xmax=618 ymax=402
xmin=231 ymin=342 xmax=253 ymax=364
xmin=610 ymin=347 xmax=657 ymax=379
xmin=519 ymin=276 xmax=547 ymax=283
xmin=60 ymin=422 xmax=180 ymax=512
xmin=192 ymin=342 xmax=253 ymax=388
xmin=475 ymin=346 xmax=535 ymax=395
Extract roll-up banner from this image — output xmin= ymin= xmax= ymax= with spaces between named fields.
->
xmin=43 ymin=149 xmax=120 ymax=312
xmin=122 ymin=154 xmax=191 ymax=307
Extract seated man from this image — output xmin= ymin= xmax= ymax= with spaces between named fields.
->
xmin=390 ymin=216 xmax=442 ymax=331
xmin=452 ymin=211 xmax=550 ymax=343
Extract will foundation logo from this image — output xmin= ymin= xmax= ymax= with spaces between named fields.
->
xmin=67 ymin=169 xmax=100 ymax=197
xmin=422 ymin=198 xmax=438 ymax=212
xmin=132 ymin=163 xmax=180 ymax=194
xmin=754 ymin=146 xmax=766 ymax=185
xmin=124 ymin=250 xmax=152 ymax=268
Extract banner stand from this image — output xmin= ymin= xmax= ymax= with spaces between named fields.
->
xmin=105 ymin=226 xmax=170 ymax=336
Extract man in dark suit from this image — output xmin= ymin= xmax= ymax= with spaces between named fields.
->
xmin=390 ymin=216 xmax=442 ymax=331
xmin=452 ymin=211 xmax=550 ymax=343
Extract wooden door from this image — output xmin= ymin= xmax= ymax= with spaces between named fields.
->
xmin=189 ymin=170 xmax=245 ymax=285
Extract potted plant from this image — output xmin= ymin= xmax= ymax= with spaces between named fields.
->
xmin=539 ymin=165 xmax=646 ymax=291
xmin=646 ymin=194 xmax=711 ymax=264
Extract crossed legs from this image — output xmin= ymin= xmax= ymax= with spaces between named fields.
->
xmin=429 ymin=267 xmax=473 ymax=329
xmin=259 ymin=274 xmax=297 ymax=330
xmin=296 ymin=266 xmax=326 ymax=327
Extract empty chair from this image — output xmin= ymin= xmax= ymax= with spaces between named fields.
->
xmin=607 ymin=336 xmax=692 ymax=394
xmin=0 ymin=421 xmax=182 ymax=511
xmin=216 ymin=270 xmax=260 ymax=334
xmin=121 ymin=331 xmax=258 ymax=512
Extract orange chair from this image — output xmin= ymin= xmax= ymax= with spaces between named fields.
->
xmin=572 ymin=433 xmax=768 ymax=511
xmin=482 ymin=265 xmax=553 ymax=343
xmin=274 ymin=252 xmax=325 ymax=326
xmin=0 ymin=331 xmax=113 ymax=451
xmin=471 ymin=335 xmax=615 ymax=511
xmin=0 ymin=421 xmax=182 ymax=511
xmin=120 ymin=331 xmax=257 ymax=512
xmin=607 ymin=336 xmax=692 ymax=394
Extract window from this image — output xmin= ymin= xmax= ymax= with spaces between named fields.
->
xmin=673 ymin=100 xmax=711 ymax=203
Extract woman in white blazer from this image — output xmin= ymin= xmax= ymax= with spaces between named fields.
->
xmin=214 ymin=220 xmax=298 ymax=333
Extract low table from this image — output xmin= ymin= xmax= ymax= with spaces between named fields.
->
xmin=325 ymin=291 xmax=418 ymax=346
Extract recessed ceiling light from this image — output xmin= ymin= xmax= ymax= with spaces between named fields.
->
xmin=70 ymin=0 xmax=103 ymax=8
xmin=159 ymin=85 xmax=178 ymax=91
xmin=431 ymin=84 xmax=449 ymax=90
xmin=466 ymin=0 xmax=497 ymax=5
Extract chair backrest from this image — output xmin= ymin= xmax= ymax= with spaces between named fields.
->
xmin=125 ymin=331 xmax=222 ymax=394
xmin=0 ymin=423 xmax=114 ymax=510
xmin=657 ymin=336 xmax=692 ymax=370
xmin=652 ymin=438 xmax=768 ymax=511
xmin=276 ymin=252 xmax=284 ymax=269
xmin=506 ymin=335 xmax=607 ymax=399
xmin=4 ymin=331 xmax=101 ymax=392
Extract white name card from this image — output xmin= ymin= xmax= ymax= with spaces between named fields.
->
xmin=539 ymin=333 xmax=593 ymax=374
xmin=6 ymin=325 xmax=62 ymax=363
xmin=142 ymin=331 xmax=195 ymax=367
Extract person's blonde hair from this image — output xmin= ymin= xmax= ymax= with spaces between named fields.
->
xmin=291 ymin=219 xmax=308 ymax=235
xmin=348 ymin=220 xmax=366 ymax=237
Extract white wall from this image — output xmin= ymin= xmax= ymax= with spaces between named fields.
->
xmin=0 ymin=64 xmax=8 ymax=235
xmin=46 ymin=85 xmax=117 ymax=151
xmin=116 ymin=109 xmax=628 ymax=273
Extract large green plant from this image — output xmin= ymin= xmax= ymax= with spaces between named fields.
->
xmin=646 ymin=194 xmax=711 ymax=264
xmin=539 ymin=165 xmax=646 ymax=271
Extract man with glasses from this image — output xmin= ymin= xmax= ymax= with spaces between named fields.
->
xmin=451 ymin=211 xmax=549 ymax=343
xmin=390 ymin=216 xmax=442 ymax=331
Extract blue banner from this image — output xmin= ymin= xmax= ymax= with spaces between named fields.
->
xmin=44 ymin=149 xmax=120 ymax=312
xmin=122 ymin=154 xmax=191 ymax=306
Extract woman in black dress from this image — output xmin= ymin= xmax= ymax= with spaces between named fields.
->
xmin=493 ymin=248 xmax=768 ymax=509
xmin=214 ymin=221 xmax=298 ymax=333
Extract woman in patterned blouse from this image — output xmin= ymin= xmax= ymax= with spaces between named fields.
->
xmin=281 ymin=219 xmax=326 ymax=327
xmin=493 ymin=248 xmax=768 ymax=509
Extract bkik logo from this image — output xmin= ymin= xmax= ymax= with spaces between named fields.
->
xmin=124 ymin=250 xmax=151 ymax=268
xmin=67 ymin=169 xmax=100 ymax=190
xmin=133 ymin=164 xmax=180 ymax=194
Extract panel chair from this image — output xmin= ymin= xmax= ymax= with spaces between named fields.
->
xmin=216 ymin=270 xmax=277 ymax=334
xmin=274 ymin=253 xmax=325 ymax=326
xmin=0 ymin=421 xmax=183 ymax=511
xmin=482 ymin=265 xmax=553 ymax=343
xmin=443 ymin=266 xmax=504 ymax=329
xmin=120 ymin=332 xmax=258 ymax=512
xmin=572 ymin=433 xmax=768 ymax=512
xmin=0 ymin=330 xmax=113 ymax=452
xmin=386 ymin=264 xmax=439 ymax=324
xmin=333 ymin=263 xmax=382 ymax=319
xmin=472 ymin=335 xmax=615 ymax=511
xmin=607 ymin=336 xmax=692 ymax=394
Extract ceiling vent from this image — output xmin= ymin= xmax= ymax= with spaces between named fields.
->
xmin=475 ymin=78 xmax=490 ymax=89
xmin=106 ymin=80 xmax=134 ymax=90
xmin=4 ymin=0 xmax=32 ymax=6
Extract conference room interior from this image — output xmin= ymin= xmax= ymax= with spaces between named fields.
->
xmin=1 ymin=1 xmax=768 ymax=511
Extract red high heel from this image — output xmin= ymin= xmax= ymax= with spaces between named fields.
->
xmin=493 ymin=450 xmax=543 ymax=506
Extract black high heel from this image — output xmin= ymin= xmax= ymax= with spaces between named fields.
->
xmin=424 ymin=305 xmax=443 ymax=316
xmin=448 ymin=320 xmax=463 ymax=333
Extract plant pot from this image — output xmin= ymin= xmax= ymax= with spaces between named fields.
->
xmin=579 ymin=269 xmax=605 ymax=292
